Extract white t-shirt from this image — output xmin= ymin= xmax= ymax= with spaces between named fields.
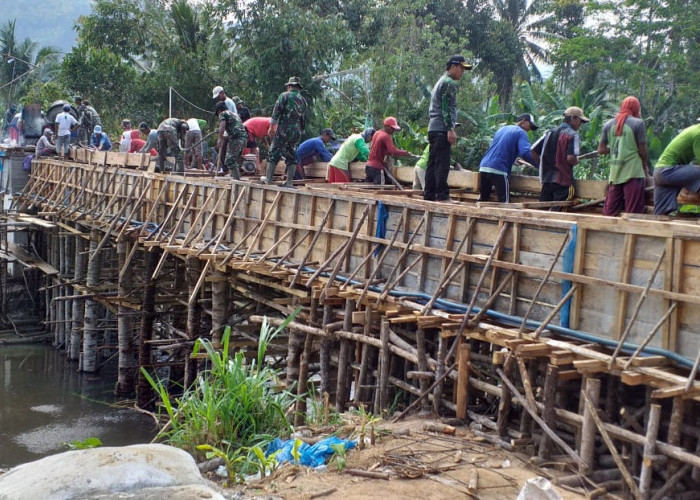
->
xmin=120 ymin=130 xmax=132 ymax=152
xmin=56 ymin=112 xmax=77 ymax=137
xmin=186 ymin=118 xmax=201 ymax=131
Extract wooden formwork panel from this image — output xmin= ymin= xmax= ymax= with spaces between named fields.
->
xmin=22 ymin=160 xmax=700 ymax=365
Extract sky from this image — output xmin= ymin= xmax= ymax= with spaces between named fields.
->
xmin=2 ymin=1 xmax=93 ymax=55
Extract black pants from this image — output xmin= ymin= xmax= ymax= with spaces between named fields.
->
xmin=365 ymin=166 xmax=384 ymax=185
xmin=479 ymin=171 xmax=509 ymax=202
xmin=424 ymin=131 xmax=451 ymax=201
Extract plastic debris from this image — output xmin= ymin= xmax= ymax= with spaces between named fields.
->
xmin=516 ymin=476 xmax=563 ymax=500
xmin=266 ymin=436 xmax=356 ymax=468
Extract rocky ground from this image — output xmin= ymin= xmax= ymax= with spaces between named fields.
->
xmin=0 ymin=416 xmax=584 ymax=500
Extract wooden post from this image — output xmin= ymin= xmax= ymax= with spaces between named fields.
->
xmin=137 ymin=248 xmax=160 ymax=408
xmin=666 ymin=396 xmax=685 ymax=480
xmin=355 ymin=306 xmax=372 ymax=404
xmin=416 ymin=327 xmax=430 ymax=412
xmin=295 ymin=330 xmax=314 ymax=426
xmin=335 ymin=299 xmax=354 ymax=412
xmin=538 ymin=364 xmax=559 ymax=460
xmin=320 ymin=303 xmax=333 ymax=397
xmin=184 ymin=256 xmax=202 ymax=388
xmin=579 ymin=377 xmax=601 ymax=475
xmin=376 ymin=318 xmax=390 ymax=415
xmin=497 ymin=355 xmax=516 ymax=438
xmin=640 ymin=404 xmax=661 ymax=499
xmin=210 ymin=269 xmax=228 ymax=348
xmin=115 ymin=241 xmax=135 ymax=395
xmin=432 ymin=331 xmax=447 ymax=415
xmin=456 ymin=343 xmax=471 ymax=420
xmin=81 ymin=230 xmax=101 ymax=372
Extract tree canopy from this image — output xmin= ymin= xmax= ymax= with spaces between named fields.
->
xmin=2 ymin=0 xmax=698 ymax=172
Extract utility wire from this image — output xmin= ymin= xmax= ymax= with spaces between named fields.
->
xmin=170 ymin=87 xmax=215 ymax=115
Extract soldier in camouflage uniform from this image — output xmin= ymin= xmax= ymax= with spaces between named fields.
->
xmin=156 ymin=118 xmax=189 ymax=173
xmin=76 ymin=97 xmax=102 ymax=146
xmin=216 ymin=101 xmax=248 ymax=180
xmin=265 ymin=76 xmax=307 ymax=187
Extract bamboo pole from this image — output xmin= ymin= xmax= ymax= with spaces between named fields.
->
xmin=456 ymin=343 xmax=471 ymax=420
xmin=581 ymin=389 xmax=643 ymax=499
xmin=497 ymin=367 xmax=585 ymax=467
xmin=289 ymin=200 xmax=336 ymax=287
xmin=609 ymin=248 xmax=666 ymax=367
xmin=532 ymin=284 xmax=579 ymax=339
xmin=640 ymin=404 xmax=661 ymax=499
xmin=355 ymin=211 xmax=408 ymax=306
xmin=579 ymin=377 xmax=601 ymax=475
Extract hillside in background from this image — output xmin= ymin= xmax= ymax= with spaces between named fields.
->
xmin=2 ymin=1 xmax=92 ymax=54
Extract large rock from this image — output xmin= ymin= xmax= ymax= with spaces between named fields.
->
xmin=0 ymin=444 xmax=224 ymax=500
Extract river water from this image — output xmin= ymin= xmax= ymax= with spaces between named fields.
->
xmin=0 ymin=344 xmax=157 ymax=468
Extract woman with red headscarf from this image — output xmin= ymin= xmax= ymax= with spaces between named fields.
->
xmin=597 ymin=96 xmax=649 ymax=216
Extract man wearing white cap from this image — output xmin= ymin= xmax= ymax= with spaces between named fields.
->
xmin=532 ymin=106 xmax=588 ymax=208
xmin=211 ymin=86 xmax=239 ymax=117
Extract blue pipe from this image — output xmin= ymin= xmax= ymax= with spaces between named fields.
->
xmin=287 ymin=262 xmax=694 ymax=369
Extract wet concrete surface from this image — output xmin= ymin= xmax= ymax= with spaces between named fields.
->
xmin=0 ymin=344 xmax=157 ymax=467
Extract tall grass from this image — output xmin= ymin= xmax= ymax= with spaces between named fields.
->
xmin=142 ymin=313 xmax=299 ymax=475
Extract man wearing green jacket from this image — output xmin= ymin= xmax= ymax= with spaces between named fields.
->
xmin=653 ymin=118 xmax=700 ymax=215
xmin=265 ymin=76 xmax=308 ymax=187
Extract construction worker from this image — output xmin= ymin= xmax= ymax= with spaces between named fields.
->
xmin=156 ymin=118 xmax=188 ymax=173
xmin=244 ymin=116 xmax=272 ymax=159
xmin=597 ymin=97 xmax=649 ymax=216
xmin=365 ymin=117 xmax=410 ymax=185
xmin=327 ymin=128 xmax=375 ymax=183
xmin=55 ymin=104 xmax=78 ymax=159
xmin=266 ymin=76 xmax=307 ymax=187
xmin=35 ymin=129 xmax=56 ymax=157
xmin=185 ymin=118 xmax=207 ymax=169
xmin=216 ymin=101 xmax=247 ymax=180
xmin=425 ymin=55 xmax=472 ymax=201
xmin=478 ymin=114 xmax=538 ymax=203
xmin=212 ymin=86 xmax=239 ymax=116
xmin=532 ymin=107 xmax=587 ymax=209
xmin=138 ymin=122 xmax=158 ymax=153
xmin=89 ymin=125 xmax=112 ymax=151
xmin=233 ymin=96 xmax=251 ymax=122
xmin=295 ymin=128 xmax=335 ymax=180
xmin=119 ymin=119 xmax=133 ymax=152
xmin=653 ymin=117 xmax=700 ymax=215
xmin=413 ymin=144 xmax=430 ymax=190
xmin=75 ymin=97 xmax=88 ymax=144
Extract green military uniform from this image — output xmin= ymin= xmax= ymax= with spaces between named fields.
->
xmin=156 ymin=118 xmax=188 ymax=173
xmin=266 ymin=77 xmax=308 ymax=186
xmin=219 ymin=110 xmax=248 ymax=180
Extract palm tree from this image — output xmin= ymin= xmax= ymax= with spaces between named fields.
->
xmin=0 ymin=20 xmax=61 ymax=109
xmin=491 ymin=0 xmax=562 ymax=81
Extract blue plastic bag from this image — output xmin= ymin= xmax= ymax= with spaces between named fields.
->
xmin=266 ymin=436 xmax=356 ymax=468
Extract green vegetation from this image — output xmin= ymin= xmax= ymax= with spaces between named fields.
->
xmin=63 ymin=437 xmax=103 ymax=450
xmin=3 ymin=0 xmax=698 ymax=171
xmin=141 ymin=315 xmax=298 ymax=480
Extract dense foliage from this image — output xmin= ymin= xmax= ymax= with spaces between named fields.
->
xmin=2 ymin=0 xmax=698 ymax=172
xmin=142 ymin=319 xmax=297 ymax=478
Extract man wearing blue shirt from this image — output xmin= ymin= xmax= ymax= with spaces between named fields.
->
xmin=89 ymin=125 xmax=112 ymax=151
xmin=478 ymin=114 xmax=538 ymax=203
xmin=294 ymin=128 xmax=335 ymax=180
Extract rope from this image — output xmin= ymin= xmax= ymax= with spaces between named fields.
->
xmin=170 ymin=87 xmax=216 ymax=115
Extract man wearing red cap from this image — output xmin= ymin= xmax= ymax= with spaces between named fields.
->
xmin=425 ymin=55 xmax=472 ymax=201
xmin=365 ymin=117 xmax=410 ymax=185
